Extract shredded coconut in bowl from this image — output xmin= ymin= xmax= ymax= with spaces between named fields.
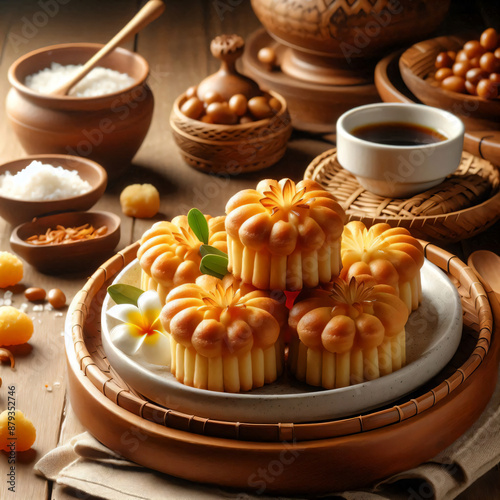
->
xmin=25 ymin=62 xmax=136 ymax=97
xmin=0 ymin=161 xmax=92 ymax=201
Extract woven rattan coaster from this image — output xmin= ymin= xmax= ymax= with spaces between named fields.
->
xmin=305 ymin=149 xmax=500 ymax=242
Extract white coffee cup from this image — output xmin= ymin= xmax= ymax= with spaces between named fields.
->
xmin=336 ymin=103 xmax=465 ymax=197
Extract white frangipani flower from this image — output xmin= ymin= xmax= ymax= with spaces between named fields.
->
xmin=106 ymin=290 xmax=170 ymax=366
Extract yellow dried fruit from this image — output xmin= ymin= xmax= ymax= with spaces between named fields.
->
xmin=0 ymin=410 xmax=36 ymax=452
xmin=120 ymin=184 xmax=160 ymax=219
xmin=0 ymin=306 xmax=34 ymax=346
xmin=0 ymin=252 xmax=23 ymax=288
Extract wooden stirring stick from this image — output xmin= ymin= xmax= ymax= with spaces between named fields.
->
xmin=50 ymin=0 xmax=165 ymax=96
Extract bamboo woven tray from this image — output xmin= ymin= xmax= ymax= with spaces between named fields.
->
xmin=305 ymin=148 xmax=500 ymax=243
xmin=65 ymin=242 xmax=498 ymax=494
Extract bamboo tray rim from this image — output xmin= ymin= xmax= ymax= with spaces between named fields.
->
xmin=305 ymin=148 xmax=500 ymax=220
xmin=304 ymin=148 xmax=500 ymax=244
xmin=67 ymin=241 xmax=493 ymax=443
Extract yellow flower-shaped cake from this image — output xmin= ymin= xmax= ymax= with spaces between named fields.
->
xmin=341 ymin=222 xmax=424 ymax=312
xmin=225 ymin=178 xmax=345 ymax=290
xmin=137 ymin=214 xmax=227 ymax=303
xmin=160 ymin=275 xmax=288 ymax=392
xmin=288 ymin=279 xmax=409 ymax=389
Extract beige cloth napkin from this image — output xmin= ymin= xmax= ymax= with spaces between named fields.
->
xmin=35 ymin=370 xmax=500 ymax=500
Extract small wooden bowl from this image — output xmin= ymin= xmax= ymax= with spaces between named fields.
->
xmin=375 ymin=49 xmax=500 ymax=167
xmin=10 ymin=210 xmax=120 ymax=274
xmin=169 ymin=91 xmax=292 ymax=173
xmin=399 ymin=35 xmax=500 ymax=124
xmin=0 ymin=154 xmax=107 ymax=226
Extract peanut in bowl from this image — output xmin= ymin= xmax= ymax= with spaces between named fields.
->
xmin=10 ymin=211 xmax=121 ymax=274
xmin=170 ymin=90 xmax=292 ymax=174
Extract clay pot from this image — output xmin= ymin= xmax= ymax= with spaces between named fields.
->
xmin=251 ymin=0 xmax=451 ymax=59
xmin=6 ymin=43 xmax=154 ymax=180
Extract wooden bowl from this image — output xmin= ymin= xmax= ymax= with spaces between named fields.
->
xmin=6 ymin=43 xmax=154 ymax=180
xmin=10 ymin=210 xmax=120 ymax=274
xmin=375 ymin=49 xmax=500 ymax=166
xmin=399 ymin=35 xmax=500 ymax=124
xmin=0 ymin=154 xmax=107 ymax=227
xmin=169 ymin=91 xmax=292 ymax=173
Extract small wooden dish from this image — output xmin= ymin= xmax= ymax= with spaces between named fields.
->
xmin=304 ymin=149 xmax=500 ymax=243
xmin=169 ymin=90 xmax=292 ymax=174
xmin=0 ymin=154 xmax=107 ymax=226
xmin=65 ymin=241 xmax=498 ymax=495
xmin=399 ymin=35 xmax=500 ymax=124
xmin=10 ymin=210 xmax=120 ymax=274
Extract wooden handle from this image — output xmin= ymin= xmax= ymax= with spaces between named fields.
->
xmin=463 ymin=130 xmax=500 ymax=166
xmin=51 ymin=0 xmax=165 ymax=96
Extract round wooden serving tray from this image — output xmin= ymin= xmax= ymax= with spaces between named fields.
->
xmin=374 ymin=48 xmax=500 ymax=166
xmin=65 ymin=242 xmax=498 ymax=495
xmin=305 ymin=148 xmax=500 ymax=243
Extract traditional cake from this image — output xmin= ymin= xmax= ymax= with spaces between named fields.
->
xmin=288 ymin=279 xmax=409 ymax=389
xmin=137 ymin=214 xmax=227 ymax=303
xmin=341 ymin=222 xmax=424 ymax=312
xmin=160 ymin=275 xmax=288 ymax=392
xmin=225 ymin=178 xmax=346 ymax=291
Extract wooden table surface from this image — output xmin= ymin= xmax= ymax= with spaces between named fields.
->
xmin=0 ymin=1 xmax=499 ymax=499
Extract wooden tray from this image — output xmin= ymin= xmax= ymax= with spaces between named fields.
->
xmin=374 ymin=48 xmax=500 ymax=166
xmin=65 ymin=242 xmax=498 ymax=495
xmin=305 ymin=148 xmax=500 ymax=243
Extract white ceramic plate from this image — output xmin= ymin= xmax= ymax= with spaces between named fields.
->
xmin=100 ymin=259 xmax=462 ymax=424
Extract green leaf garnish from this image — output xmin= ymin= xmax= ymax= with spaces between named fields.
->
xmin=107 ymin=284 xmax=145 ymax=306
xmin=188 ymin=208 xmax=209 ymax=244
xmin=200 ymin=244 xmax=228 ymax=258
xmin=200 ymin=254 xmax=229 ymax=279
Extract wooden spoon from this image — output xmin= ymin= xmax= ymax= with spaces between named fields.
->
xmin=468 ymin=250 xmax=500 ymax=318
xmin=50 ymin=0 xmax=165 ymax=96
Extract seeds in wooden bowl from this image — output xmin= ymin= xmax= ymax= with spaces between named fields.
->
xmin=434 ymin=28 xmax=500 ymax=98
xmin=24 ymin=224 xmax=108 ymax=245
